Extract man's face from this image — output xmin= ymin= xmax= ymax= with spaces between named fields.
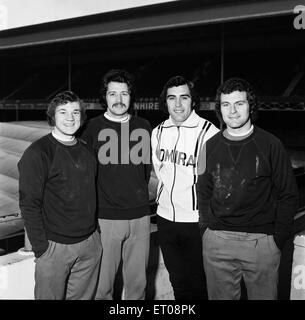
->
xmin=220 ymin=90 xmax=251 ymax=133
xmin=166 ymin=84 xmax=192 ymax=126
xmin=106 ymin=81 xmax=130 ymax=119
xmin=53 ymin=101 xmax=81 ymax=139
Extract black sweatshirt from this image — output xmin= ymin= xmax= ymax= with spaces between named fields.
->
xmin=81 ymin=114 xmax=152 ymax=220
xmin=18 ymin=134 xmax=98 ymax=257
xmin=197 ymin=126 xmax=299 ymax=249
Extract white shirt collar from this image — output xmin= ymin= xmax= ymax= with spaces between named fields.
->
xmin=104 ymin=112 xmax=130 ymax=123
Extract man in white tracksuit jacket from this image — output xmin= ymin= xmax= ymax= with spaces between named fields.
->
xmin=151 ymin=75 xmax=219 ymax=299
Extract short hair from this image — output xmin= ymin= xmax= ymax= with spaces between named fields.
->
xmin=215 ymin=77 xmax=258 ymax=127
xmin=99 ymin=69 xmax=136 ymax=113
xmin=46 ymin=91 xmax=86 ymax=127
xmin=159 ymin=75 xmax=200 ymax=114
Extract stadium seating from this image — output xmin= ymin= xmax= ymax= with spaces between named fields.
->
xmin=0 ymin=121 xmax=51 ymax=240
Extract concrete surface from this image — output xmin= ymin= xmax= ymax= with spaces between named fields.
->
xmin=0 ymin=249 xmax=35 ymax=299
xmin=0 ymin=227 xmax=174 ymax=300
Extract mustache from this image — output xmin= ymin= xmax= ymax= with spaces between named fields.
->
xmin=113 ymin=103 xmax=127 ymax=108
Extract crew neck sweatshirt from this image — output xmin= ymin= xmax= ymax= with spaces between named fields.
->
xmin=81 ymin=114 xmax=152 ymax=220
xmin=18 ymin=133 xmax=98 ymax=257
xmin=197 ymin=126 xmax=299 ymax=249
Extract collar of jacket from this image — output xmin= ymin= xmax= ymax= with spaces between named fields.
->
xmin=165 ymin=110 xmax=201 ymax=128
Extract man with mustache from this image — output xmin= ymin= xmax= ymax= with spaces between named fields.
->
xmin=81 ymin=69 xmax=152 ymax=300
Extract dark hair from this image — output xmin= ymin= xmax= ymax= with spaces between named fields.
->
xmin=159 ymin=75 xmax=200 ymax=114
xmin=215 ymin=77 xmax=258 ymax=128
xmin=99 ymin=69 xmax=136 ymax=113
xmin=46 ymin=91 xmax=86 ymax=126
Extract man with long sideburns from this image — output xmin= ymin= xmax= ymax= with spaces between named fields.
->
xmin=81 ymin=69 xmax=152 ymax=300
xmin=151 ymin=75 xmax=219 ymax=299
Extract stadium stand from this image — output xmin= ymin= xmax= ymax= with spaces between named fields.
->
xmin=0 ymin=121 xmax=50 ymax=251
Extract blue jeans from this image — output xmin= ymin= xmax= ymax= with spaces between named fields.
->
xmin=202 ymin=228 xmax=281 ymax=300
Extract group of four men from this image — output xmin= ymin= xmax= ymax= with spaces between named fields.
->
xmin=18 ymin=69 xmax=299 ymax=300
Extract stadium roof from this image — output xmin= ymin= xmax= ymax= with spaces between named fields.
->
xmin=0 ymin=0 xmax=300 ymax=50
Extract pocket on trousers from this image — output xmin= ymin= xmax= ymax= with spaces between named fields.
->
xmin=93 ymin=230 xmax=103 ymax=252
xmin=134 ymin=216 xmax=151 ymax=240
xmin=202 ymin=228 xmax=209 ymax=241
xmin=268 ymin=235 xmax=281 ymax=253
xmin=35 ymin=241 xmax=52 ymax=262
xmin=202 ymin=228 xmax=211 ymax=252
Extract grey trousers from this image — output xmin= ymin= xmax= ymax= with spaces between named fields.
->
xmin=34 ymin=230 xmax=102 ymax=300
xmin=95 ymin=216 xmax=150 ymax=300
xmin=202 ymin=228 xmax=281 ymax=300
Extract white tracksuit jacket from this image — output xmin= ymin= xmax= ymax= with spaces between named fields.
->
xmin=151 ymin=111 xmax=219 ymax=222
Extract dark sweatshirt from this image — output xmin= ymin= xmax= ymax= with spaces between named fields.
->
xmin=18 ymin=134 xmax=97 ymax=257
xmin=81 ymin=114 xmax=152 ymax=220
xmin=197 ymin=126 xmax=299 ymax=249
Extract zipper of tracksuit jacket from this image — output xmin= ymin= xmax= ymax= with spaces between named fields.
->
xmin=170 ymin=126 xmax=180 ymax=222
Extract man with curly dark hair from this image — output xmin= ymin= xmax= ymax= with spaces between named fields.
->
xmin=81 ymin=69 xmax=152 ymax=300
xmin=18 ymin=91 xmax=102 ymax=299
xmin=197 ymin=77 xmax=299 ymax=300
xmin=151 ymin=75 xmax=219 ymax=300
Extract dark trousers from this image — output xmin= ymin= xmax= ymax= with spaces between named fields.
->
xmin=157 ymin=215 xmax=207 ymax=300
